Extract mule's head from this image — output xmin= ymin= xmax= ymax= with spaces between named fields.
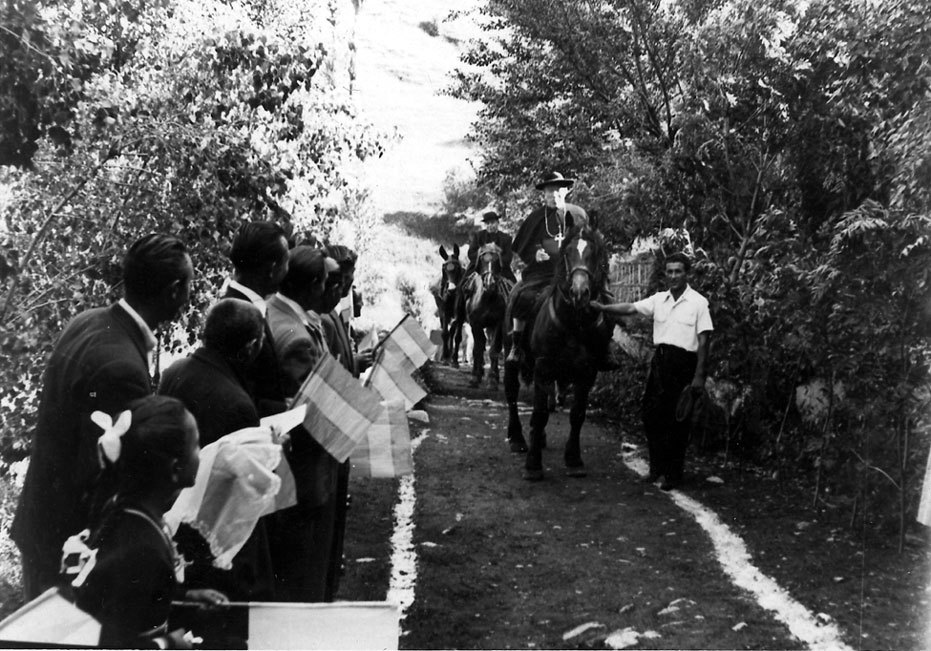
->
xmin=439 ymin=244 xmax=464 ymax=292
xmin=558 ymin=227 xmax=606 ymax=310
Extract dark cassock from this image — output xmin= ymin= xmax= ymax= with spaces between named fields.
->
xmin=509 ymin=203 xmax=588 ymax=320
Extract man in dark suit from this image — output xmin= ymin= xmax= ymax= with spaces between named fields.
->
xmin=266 ymin=246 xmax=341 ymax=602
xmin=159 ymin=298 xmax=275 ymax=600
xmin=466 ymin=211 xmax=515 ymax=282
xmin=12 ymin=234 xmax=193 ymax=599
xmin=222 ymin=221 xmax=290 ymax=417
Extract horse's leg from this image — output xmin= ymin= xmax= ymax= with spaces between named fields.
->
xmin=469 ymin=325 xmax=486 ymax=388
xmin=564 ymin=374 xmax=594 ymax=477
xmin=503 ymin=353 xmax=527 ymax=453
xmin=524 ymin=379 xmax=550 ymax=481
xmin=450 ymin=319 xmax=461 ymax=368
xmin=487 ymin=324 xmax=500 ymax=390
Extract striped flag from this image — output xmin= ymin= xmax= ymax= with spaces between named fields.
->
xmin=365 ymin=345 xmax=427 ymax=410
xmin=350 ymin=399 xmax=413 ymax=478
xmin=293 ymin=353 xmax=384 ymax=463
xmin=381 ymin=314 xmax=435 ymax=369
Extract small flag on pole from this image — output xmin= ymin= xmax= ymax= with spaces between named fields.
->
xmin=365 ymin=345 xmax=426 ymax=410
xmin=350 ymin=399 xmax=413 ymax=478
xmin=379 ymin=314 xmax=435 ymax=369
xmin=293 ymin=353 xmax=384 ymax=463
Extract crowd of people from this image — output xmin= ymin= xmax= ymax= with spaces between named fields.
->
xmin=9 ymin=169 xmax=713 ymax=647
xmin=12 ymin=224 xmax=370 ymax=647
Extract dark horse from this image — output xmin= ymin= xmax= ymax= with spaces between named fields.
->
xmin=461 ymin=243 xmax=515 ymax=389
xmin=432 ymin=244 xmax=466 ymax=367
xmin=504 ymin=226 xmax=613 ymax=480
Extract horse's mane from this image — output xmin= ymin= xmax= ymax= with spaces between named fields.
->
xmin=552 ymin=225 xmax=609 ymax=287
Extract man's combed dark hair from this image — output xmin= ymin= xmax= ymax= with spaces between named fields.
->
xmin=230 ymin=221 xmax=288 ymax=273
xmin=279 ymin=246 xmax=326 ymax=298
xmin=123 ymin=234 xmax=189 ymax=300
xmin=203 ymin=299 xmax=264 ymax=357
xmin=664 ymin=251 xmax=692 ymax=272
xmin=325 ymin=244 xmax=357 ymax=272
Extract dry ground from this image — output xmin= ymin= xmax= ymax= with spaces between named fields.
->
xmin=339 ymin=362 xmax=931 ymax=650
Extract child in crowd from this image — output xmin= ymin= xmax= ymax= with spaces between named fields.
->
xmin=69 ymin=395 xmax=228 ymax=649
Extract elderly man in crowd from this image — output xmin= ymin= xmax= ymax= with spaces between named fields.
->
xmin=159 ymin=298 xmax=275 ymax=601
xmin=12 ymin=234 xmax=193 ymax=599
xmin=266 ymin=246 xmax=341 ymax=602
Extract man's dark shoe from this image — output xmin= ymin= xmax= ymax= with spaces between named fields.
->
xmin=660 ymin=480 xmax=679 ymax=491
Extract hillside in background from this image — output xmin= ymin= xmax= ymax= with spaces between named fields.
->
xmin=351 ymin=0 xmax=482 ymax=332
xmin=354 ymin=0 xmax=481 ymax=215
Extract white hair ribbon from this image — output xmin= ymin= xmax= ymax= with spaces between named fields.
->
xmin=92 ymin=409 xmax=132 ymax=465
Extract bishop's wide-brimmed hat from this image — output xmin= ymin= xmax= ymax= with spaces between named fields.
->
xmin=535 ymin=171 xmax=575 ymax=190
xmin=481 ymin=211 xmax=500 ymax=223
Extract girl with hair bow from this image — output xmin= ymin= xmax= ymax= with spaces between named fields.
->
xmin=62 ymin=395 xmax=228 ymax=649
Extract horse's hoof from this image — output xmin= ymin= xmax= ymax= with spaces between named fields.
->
xmin=508 ymin=437 xmax=528 ymax=453
xmin=523 ymin=468 xmax=544 ymax=481
xmin=451 ymin=360 xmax=460 ymax=369
xmin=468 ymin=377 xmax=480 ymax=388
xmin=566 ymin=465 xmax=587 ymax=478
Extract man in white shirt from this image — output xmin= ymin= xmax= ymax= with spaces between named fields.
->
xmin=592 ymin=252 xmax=713 ymax=490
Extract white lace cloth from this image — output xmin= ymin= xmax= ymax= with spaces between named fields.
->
xmin=165 ymin=427 xmax=296 ymax=569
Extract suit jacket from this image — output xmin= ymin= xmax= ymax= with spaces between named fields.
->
xmin=222 ymin=286 xmax=287 ymax=417
xmin=467 ymin=230 xmax=514 ymax=278
xmin=158 ymin=347 xmax=275 ymax=601
xmin=266 ymin=295 xmax=336 ymax=507
xmin=322 ymin=311 xmax=355 ymax=376
xmin=158 ymin=347 xmax=259 ymax=446
xmin=12 ymin=304 xmax=152 ymax=580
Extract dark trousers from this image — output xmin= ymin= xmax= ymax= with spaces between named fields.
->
xmin=642 ymin=344 xmax=697 ymax=483
xmin=270 ymin=501 xmax=334 ymax=603
xmin=21 ymin=550 xmax=58 ymax=602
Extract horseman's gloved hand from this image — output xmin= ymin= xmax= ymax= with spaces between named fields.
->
xmin=535 ymin=248 xmax=550 ymax=262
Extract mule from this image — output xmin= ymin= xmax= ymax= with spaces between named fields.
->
xmin=432 ymin=244 xmax=466 ymax=367
xmin=503 ymin=226 xmax=613 ymax=480
xmin=462 ymin=243 xmax=515 ymax=389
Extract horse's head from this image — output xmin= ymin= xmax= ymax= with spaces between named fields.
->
xmin=475 ymin=243 xmax=503 ymax=287
xmin=439 ymin=244 xmax=464 ymax=294
xmin=556 ymin=226 xmax=607 ymax=310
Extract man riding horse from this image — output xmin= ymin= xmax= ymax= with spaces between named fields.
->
xmin=465 ymin=211 xmax=515 ymax=283
xmin=506 ymin=171 xmax=613 ymax=367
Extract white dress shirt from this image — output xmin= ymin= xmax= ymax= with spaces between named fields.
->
xmin=632 ymin=285 xmax=713 ymax=352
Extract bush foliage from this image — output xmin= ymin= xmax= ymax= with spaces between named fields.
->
xmin=452 ymin=0 xmax=931 ymax=543
xmin=0 ymin=0 xmax=384 ymax=463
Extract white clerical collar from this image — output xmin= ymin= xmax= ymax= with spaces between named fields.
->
xmin=275 ymin=293 xmax=310 ymax=326
xmin=117 ymin=298 xmax=158 ymax=352
xmin=226 ymin=278 xmax=267 ymax=316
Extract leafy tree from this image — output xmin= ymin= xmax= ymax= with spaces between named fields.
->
xmin=0 ymin=0 xmax=384 ymax=462
xmin=453 ymin=0 xmax=931 ymax=536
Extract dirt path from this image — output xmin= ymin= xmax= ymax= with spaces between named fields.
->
xmin=342 ymin=363 xmax=842 ymax=649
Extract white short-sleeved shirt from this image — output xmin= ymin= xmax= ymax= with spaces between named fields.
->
xmin=632 ymin=285 xmax=713 ymax=352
